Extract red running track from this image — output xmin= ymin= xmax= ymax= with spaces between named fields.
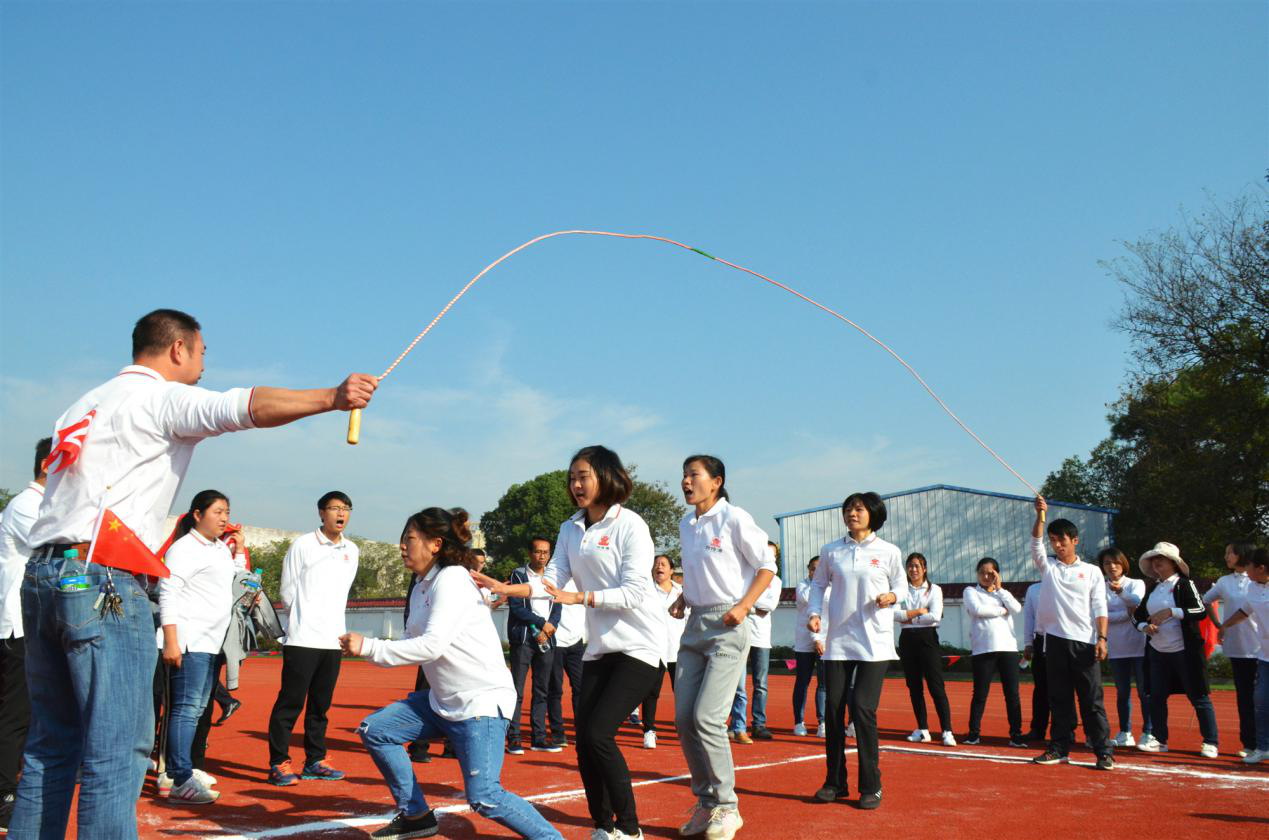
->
xmin=59 ymin=658 xmax=1269 ymax=838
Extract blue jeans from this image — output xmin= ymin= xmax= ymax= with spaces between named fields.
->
xmin=1108 ymin=656 xmax=1151 ymax=735
xmin=729 ymin=646 xmax=770 ymax=731
xmin=165 ymin=652 xmax=215 ymax=786
xmin=792 ymin=651 xmax=825 ymax=726
xmin=1255 ymin=659 xmax=1269 ymax=752
xmin=12 ymin=554 xmax=157 ymax=840
xmin=358 ymin=690 xmax=561 ymax=840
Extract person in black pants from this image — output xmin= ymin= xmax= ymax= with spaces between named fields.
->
xmin=506 ymin=539 xmax=563 ymax=753
xmin=547 ymin=588 xmax=585 ymax=748
xmin=895 ymin=552 xmax=954 ymax=745
xmin=962 ymin=559 xmax=1025 ymax=746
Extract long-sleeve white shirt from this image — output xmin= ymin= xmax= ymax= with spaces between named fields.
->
xmin=746 ymin=573 xmax=782 ymax=649
xmin=810 ymin=533 xmax=904 ymax=662
xmin=530 ymin=505 xmax=663 ymax=668
xmin=1237 ymin=580 xmax=1269 ymax=663
xmin=157 ymin=530 xmax=235 ymax=654
xmin=1204 ymin=572 xmax=1259 ymax=659
xmin=280 ymin=529 xmax=359 ymax=650
xmin=1029 ymin=538 xmax=1108 ymax=644
xmin=1022 ymin=582 xmax=1044 ymax=645
xmin=363 ymin=564 xmax=517 ymax=721
xmin=0 ymin=482 xmax=43 ymax=639
xmin=654 ymin=580 xmax=687 ymax=663
xmin=552 ymin=581 xmax=587 ymax=648
xmin=1142 ymin=575 xmax=1186 ymax=654
xmin=29 ymin=365 xmax=256 ymax=551
xmin=963 ymin=585 xmax=1022 ymax=655
xmin=1104 ymin=576 xmax=1147 ymax=659
xmin=896 ymin=582 xmax=943 ymax=632
xmin=794 ymin=578 xmax=830 ymax=652
xmin=678 ymin=499 xmax=776 ymax=609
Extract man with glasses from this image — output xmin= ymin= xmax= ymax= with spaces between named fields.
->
xmin=266 ymin=491 xmax=360 ymax=785
xmin=505 ymin=537 xmax=562 ymax=754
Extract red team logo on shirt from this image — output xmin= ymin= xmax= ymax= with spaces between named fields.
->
xmin=869 ymin=557 xmax=880 ymax=567
xmin=597 ymin=535 xmax=610 ymax=547
xmin=707 ymin=536 xmax=724 ymax=552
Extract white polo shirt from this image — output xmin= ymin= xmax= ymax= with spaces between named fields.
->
xmin=896 ymin=582 xmax=943 ymax=632
xmin=531 ymin=505 xmax=663 ymax=668
xmin=1204 ymin=572 xmax=1259 ymax=659
xmin=678 ymin=499 xmax=776 ymax=609
xmin=746 ymin=573 xmax=782 ymax=649
xmin=1142 ymin=575 xmax=1186 ymax=654
xmin=1029 ymin=538 xmax=1108 ymax=644
xmin=0 ymin=482 xmax=44 ymax=638
xmin=280 ymin=529 xmax=359 ymax=650
xmin=1238 ymin=580 xmax=1269 ymax=663
xmin=654 ymin=580 xmax=687 ymax=663
xmin=552 ymin=581 xmax=587 ymax=649
xmin=29 ymin=365 xmax=256 ymax=551
xmin=157 ymin=530 xmax=236 ymax=654
xmin=809 ymin=533 xmax=904 ymax=662
xmin=963 ymin=585 xmax=1021 ymax=655
xmin=1023 ymin=582 xmax=1043 ymax=644
xmin=1105 ymin=577 xmax=1147 ymax=659
xmin=363 ymin=564 xmax=517 ymax=721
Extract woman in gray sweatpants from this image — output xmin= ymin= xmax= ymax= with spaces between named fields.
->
xmin=671 ymin=455 xmax=778 ymax=840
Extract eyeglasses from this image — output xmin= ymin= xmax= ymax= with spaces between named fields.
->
xmin=531 ymin=550 xmax=551 ymax=556
xmin=324 ymin=505 xmax=352 ymax=513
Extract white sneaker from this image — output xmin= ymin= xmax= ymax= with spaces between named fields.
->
xmin=156 ymin=772 xmax=173 ymax=796
xmin=704 ymin=808 xmax=743 ymax=840
xmin=170 ymin=776 xmax=219 ymax=804
xmin=1113 ymin=731 xmax=1135 ymax=748
xmin=845 ymin=722 xmax=856 ymax=738
xmin=941 ymin=731 xmax=957 ymax=747
xmin=1243 ymin=749 xmax=1268 ymax=764
xmin=816 ymin=722 xmax=826 ymax=738
xmin=612 ymin=831 xmax=643 ymax=840
xmin=1137 ymin=737 xmax=1167 ymax=753
xmin=1199 ymin=743 xmax=1219 ymax=759
xmin=907 ymin=729 xmax=931 ymax=743
xmin=1238 ymin=749 xmax=1248 ymax=758
xmin=590 ymin=829 xmax=614 ymax=840
xmin=792 ymin=723 xmax=808 ymax=736
xmin=643 ymin=730 xmax=657 ymax=750
xmin=192 ymin=769 xmax=217 ymax=787
xmin=680 ymin=804 xmax=712 ymax=836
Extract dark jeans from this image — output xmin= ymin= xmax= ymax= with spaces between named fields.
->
xmin=574 ymin=652 xmax=660 ymax=835
xmin=968 ymin=651 xmax=1022 ymax=740
xmin=898 ymin=628 xmax=952 ymax=732
xmin=509 ymin=642 xmax=554 ymax=744
xmin=191 ymin=653 xmax=226 ymax=769
xmin=0 ymin=635 xmax=30 ymax=792
xmin=549 ymin=641 xmax=584 ymax=740
xmin=1045 ymin=636 xmax=1111 ymax=757
xmin=212 ymin=674 xmax=234 ymax=712
xmin=640 ymin=662 xmax=676 ymax=732
xmin=1108 ymin=656 xmax=1152 ymax=735
xmin=792 ymin=651 xmax=826 ymax=727
xmin=1146 ymin=646 xmax=1218 ymax=746
xmin=823 ymin=660 xmax=887 ymax=796
xmin=267 ymin=646 xmax=342 ymax=766
xmin=1230 ymin=656 xmax=1258 ymax=751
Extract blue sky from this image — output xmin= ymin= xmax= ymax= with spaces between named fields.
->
xmin=2 ymin=1 xmax=1265 ymax=548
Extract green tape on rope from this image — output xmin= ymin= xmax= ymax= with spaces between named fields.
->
xmin=690 ymin=247 xmax=717 ymax=260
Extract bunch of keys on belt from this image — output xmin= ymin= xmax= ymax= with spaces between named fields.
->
xmin=93 ymin=571 xmax=123 ymax=618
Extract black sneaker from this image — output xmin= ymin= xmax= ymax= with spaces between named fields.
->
xmin=1008 ymin=739 xmax=1029 ymax=748
xmin=752 ymin=727 xmax=774 ymax=741
xmin=813 ymin=785 xmax=849 ymax=802
xmin=439 ymin=740 xmax=457 ymax=759
xmin=530 ymin=739 xmax=563 ymax=753
xmin=214 ymin=698 xmax=242 ymax=726
xmin=0 ymin=790 xmax=16 ymax=831
xmin=1095 ymin=754 xmax=1115 ymax=771
xmin=962 ymin=735 xmax=981 ymax=745
xmin=370 ymin=809 xmax=439 ymax=839
xmin=1032 ymin=749 xmax=1068 ymax=765
xmin=549 ymin=733 xmax=568 ymax=748
xmin=858 ymin=791 xmax=882 ymax=810
xmin=408 ymin=742 xmax=432 ymax=763
xmin=506 ymin=739 xmax=524 ymax=756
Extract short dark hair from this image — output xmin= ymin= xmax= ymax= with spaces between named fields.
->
xmin=842 ymin=491 xmax=887 ymax=531
xmin=318 ymin=491 xmax=352 ymax=510
xmin=132 ymin=309 xmax=201 ymax=359
xmin=530 ymin=537 xmax=553 ymax=550
xmin=683 ymin=454 xmax=729 ymax=502
xmin=976 ymin=556 xmax=1000 ymax=574
xmin=34 ymin=437 xmax=52 ymax=479
xmin=1046 ymin=518 xmax=1079 ymax=540
xmin=1097 ymin=547 xmax=1129 ymax=574
xmin=1229 ymin=542 xmax=1257 ymax=568
xmin=570 ymin=445 xmax=633 ymax=509
xmin=1250 ymin=547 xmax=1269 ymax=570
xmin=471 ymin=548 xmax=487 ymax=558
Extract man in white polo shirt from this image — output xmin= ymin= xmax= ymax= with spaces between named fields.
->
xmin=266 ymin=491 xmax=361 ymax=785
xmin=12 ymin=309 xmax=375 ymax=839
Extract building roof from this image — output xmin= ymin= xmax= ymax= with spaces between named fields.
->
xmin=774 ymin=483 xmax=1118 ymax=521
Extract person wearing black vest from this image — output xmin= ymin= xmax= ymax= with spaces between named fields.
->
xmin=1133 ymin=542 xmax=1219 ymax=757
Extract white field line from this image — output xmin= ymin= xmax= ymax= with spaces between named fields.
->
xmin=206 ymin=747 xmax=1267 ymax=839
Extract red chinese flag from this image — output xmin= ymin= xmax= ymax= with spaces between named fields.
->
xmin=1199 ymin=616 xmax=1219 ymax=659
xmin=92 ymin=509 xmax=170 ymax=578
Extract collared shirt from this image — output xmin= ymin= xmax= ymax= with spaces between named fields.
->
xmin=1104 ymin=576 xmax=1147 ymax=659
xmin=1029 ymin=538 xmax=1108 ymax=643
xmin=963 ymin=584 xmax=1022 ymax=655
xmin=746 ymin=573 xmax=782 ymax=649
xmin=29 ymin=365 xmax=256 ymax=551
xmin=280 ymin=529 xmax=359 ymax=650
xmin=1204 ymin=572 xmax=1259 ymax=659
xmin=531 ymin=505 xmax=663 ymax=668
xmin=1238 ymin=580 xmax=1269 ymax=663
xmin=552 ymin=580 xmax=587 ymax=648
xmin=794 ymin=578 xmax=829 ymax=652
xmin=678 ymin=499 xmax=776 ymax=609
xmin=654 ymin=580 xmax=687 ymax=663
xmin=896 ymin=582 xmax=943 ymax=632
xmin=363 ymin=564 xmax=517 ymax=721
xmin=157 ymin=530 xmax=235 ymax=655
xmin=809 ymin=533 xmax=905 ymax=662
xmin=1022 ymin=582 xmax=1043 ymax=644
xmin=525 ymin=567 xmax=552 ymax=623
xmin=0 ymin=482 xmax=44 ymax=638
xmin=1143 ymin=575 xmax=1185 ymax=653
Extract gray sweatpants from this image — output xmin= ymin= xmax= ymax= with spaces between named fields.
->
xmin=674 ymin=605 xmax=750 ymax=809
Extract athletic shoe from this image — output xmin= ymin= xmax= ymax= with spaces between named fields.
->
xmin=1242 ymin=749 xmax=1268 ymax=764
xmin=440 ymin=740 xmax=458 ymax=758
xmin=845 ymin=722 xmax=855 ymax=738
xmin=408 ymin=742 xmax=432 ymax=763
xmin=628 ymin=712 xmax=641 ymax=726
xmin=680 ymin=803 xmax=712 ymax=836
xmin=1032 ymin=749 xmax=1068 ymax=765
xmin=268 ymin=760 xmax=298 ymax=786
xmin=1113 ymin=731 xmax=1135 ymax=748
xmin=1095 ymin=754 xmax=1115 ymax=771
xmin=532 ymin=739 xmax=564 ymax=753
xmin=302 ymin=760 xmax=345 ymax=781
xmin=941 ymin=731 xmax=957 ymax=747
xmin=214 ymin=698 xmax=242 ymax=726
xmin=1 ymin=790 xmax=16 ymax=832
xmin=704 ymin=807 xmax=743 ymax=840
xmin=1199 ymin=743 xmax=1219 ymax=759
xmin=1238 ymin=749 xmax=1248 ymax=758
xmin=549 ymin=733 xmax=568 ymax=749
xmin=907 ymin=729 xmax=931 ymax=743
xmin=1008 ymin=739 xmax=1029 ymax=748
xmin=813 ymin=785 xmax=848 ymax=802
xmin=371 ymin=809 xmax=439 ymax=839
xmin=170 ymin=776 xmax=219 ymax=804
xmin=816 ymin=722 xmax=826 ymax=738
xmin=192 ymin=769 xmax=217 ymax=787
xmin=612 ymin=831 xmax=643 ymax=840
xmin=642 ymin=730 xmax=657 ymax=750
xmin=1137 ymin=734 xmax=1164 ymax=752
xmin=1085 ymin=738 xmax=1094 ymax=749
xmin=729 ymin=730 xmax=753 ymax=745
xmin=793 ymin=723 xmax=808 ymax=736
xmin=752 ymin=727 xmax=774 ymax=740
xmin=858 ymin=791 xmax=881 ymax=810
xmin=506 ymin=739 xmax=525 ymax=755
xmin=962 ymin=735 xmax=981 ymax=745
xmin=156 ymin=772 xmax=174 ymax=796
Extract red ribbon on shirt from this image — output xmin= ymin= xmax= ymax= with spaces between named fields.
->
xmin=42 ymin=410 xmax=96 ymax=474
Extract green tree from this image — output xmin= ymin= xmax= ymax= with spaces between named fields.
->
xmin=0 ymin=488 xmax=14 ymax=513
xmin=246 ymin=535 xmax=409 ymax=601
xmin=480 ymin=468 xmax=687 ymax=581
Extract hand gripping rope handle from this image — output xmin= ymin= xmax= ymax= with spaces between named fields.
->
xmin=346 ymin=230 xmax=1040 ymax=497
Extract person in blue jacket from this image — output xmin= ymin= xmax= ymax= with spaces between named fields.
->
xmin=505 ymin=538 xmax=564 ymax=754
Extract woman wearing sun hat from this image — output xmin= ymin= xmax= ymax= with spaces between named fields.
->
xmin=1132 ymin=542 xmax=1219 ymax=758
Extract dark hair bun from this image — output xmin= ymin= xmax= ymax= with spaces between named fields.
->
xmin=449 ymin=508 xmax=473 ymax=545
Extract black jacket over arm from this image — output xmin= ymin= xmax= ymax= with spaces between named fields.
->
xmin=1134 ymin=574 xmax=1210 ymax=693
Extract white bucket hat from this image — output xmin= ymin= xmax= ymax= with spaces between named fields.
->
xmin=1138 ymin=542 xmax=1188 ymax=578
